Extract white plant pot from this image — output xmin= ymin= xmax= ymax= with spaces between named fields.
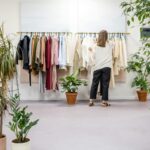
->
xmin=11 ymin=139 xmax=30 ymax=150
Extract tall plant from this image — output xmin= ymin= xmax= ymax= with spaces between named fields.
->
xmin=121 ymin=0 xmax=150 ymax=26
xmin=0 ymin=24 xmax=16 ymax=138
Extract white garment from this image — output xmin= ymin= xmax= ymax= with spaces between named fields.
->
xmin=66 ymin=35 xmax=77 ymax=66
xmin=81 ymin=37 xmax=95 ymax=69
xmin=93 ymin=42 xmax=113 ymax=71
xmin=121 ymin=36 xmax=128 ymax=67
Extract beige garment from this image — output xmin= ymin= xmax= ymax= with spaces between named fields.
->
xmin=65 ymin=35 xmax=70 ymax=66
xmin=73 ymin=37 xmax=82 ymax=72
xmin=115 ymin=69 xmax=127 ymax=82
xmin=113 ymin=38 xmax=121 ymax=76
xmin=29 ymin=36 xmax=33 ymax=66
xmin=19 ymin=61 xmax=39 ymax=83
xmin=113 ymin=37 xmax=127 ymax=82
xmin=122 ymin=36 xmax=128 ymax=67
xmin=40 ymin=36 xmax=46 ymax=72
xmin=29 ymin=36 xmax=35 ymax=68
xmin=119 ymin=39 xmax=124 ymax=69
xmin=52 ymin=65 xmax=58 ymax=90
xmin=66 ymin=35 xmax=77 ymax=67
xmin=35 ymin=37 xmax=41 ymax=64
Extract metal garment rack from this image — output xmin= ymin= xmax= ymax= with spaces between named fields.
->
xmin=76 ymin=32 xmax=130 ymax=35
xmin=17 ymin=32 xmax=72 ymax=35
xmin=17 ymin=32 xmax=130 ymax=35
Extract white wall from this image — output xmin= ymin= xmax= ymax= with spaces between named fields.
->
xmin=20 ymin=0 xmax=125 ymax=32
xmin=0 ymin=0 xmax=20 ymax=35
xmin=0 ymin=0 xmax=148 ymax=100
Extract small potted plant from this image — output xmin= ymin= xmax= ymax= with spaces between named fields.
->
xmin=60 ymin=71 xmax=87 ymax=105
xmin=127 ymin=42 xmax=150 ymax=101
xmin=0 ymin=24 xmax=16 ymax=150
xmin=8 ymin=95 xmax=39 ymax=150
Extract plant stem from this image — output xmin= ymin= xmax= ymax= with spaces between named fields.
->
xmin=0 ymin=111 xmax=3 ymax=138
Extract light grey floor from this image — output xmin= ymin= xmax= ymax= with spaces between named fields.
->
xmin=4 ymin=100 xmax=150 ymax=150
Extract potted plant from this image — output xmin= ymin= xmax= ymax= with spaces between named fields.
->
xmin=127 ymin=42 xmax=150 ymax=101
xmin=60 ymin=71 xmax=87 ymax=105
xmin=8 ymin=94 xmax=39 ymax=150
xmin=0 ymin=24 xmax=16 ymax=150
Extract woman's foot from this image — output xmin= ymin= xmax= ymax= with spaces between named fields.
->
xmin=89 ymin=99 xmax=94 ymax=107
xmin=100 ymin=101 xmax=111 ymax=107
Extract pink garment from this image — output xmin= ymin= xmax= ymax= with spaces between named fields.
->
xmin=51 ymin=37 xmax=59 ymax=90
xmin=52 ymin=65 xmax=58 ymax=90
xmin=51 ymin=37 xmax=59 ymax=65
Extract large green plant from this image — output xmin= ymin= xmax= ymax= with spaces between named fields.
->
xmin=0 ymin=24 xmax=16 ymax=138
xmin=127 ymin=42 xmax=150 ymax=92
xmin=121 ymin=0 xmax=150 ymax=26
xmin=60 ymin=72 xmax=87 ymax=93
xmin=8 ymin=94 xmax=39 ymax=143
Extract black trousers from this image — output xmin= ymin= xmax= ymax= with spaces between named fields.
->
xmin=90 ymin=67 xmax=111 ymax=100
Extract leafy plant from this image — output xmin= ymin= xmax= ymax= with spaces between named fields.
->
xmin=121 ymin=0 xmax=150 ymax=26
xmin=0 ymin=24 xmax=16 ymax=138
xmin=60 ymin=71 xmax=87 ymax=93
xmin=127 ymin=41 xmax=150 ymax=92
xmin=0 ymin=88 xmax=9 ymax=138
xmin=8 ymin=94 xmax=39 ymax=143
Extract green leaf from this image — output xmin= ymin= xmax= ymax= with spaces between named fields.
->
xmin=127 ymin=20 xmax=130 ymax=26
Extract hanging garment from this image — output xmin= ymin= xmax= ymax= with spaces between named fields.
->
xmin=16 ymin=35 xmax=32 ymax=86
xmin=119 ymin=37 xmax=124 ymax=69
xmin=113 ymin=37 xmax=121 ymax=76
xmin=29 ymin=36 xmax=33 ymax=67
xmin=16 ymin=35 xmax=30 ymax=70
xmin=51 ymin=36 xmax=59 ymax=65
xmin=51 ymin=37 xmax=59 ymax=90
xmin=114 ymin=35 xmax=128 ymax=82
xmin=121 ymin=35 xmax=128 ymax=68
xmin=16 ymin=39 xmax=23 ymax=64
xmin=35 ymin=36 xmax=41 ymax=67
xmin=66 ymin=34 xmax=77 ymax=67
xmin=58 ymin=35 xmax=67 ymax=69
xmin=40 ymin=35 xmax=47 ymax=72
xmin=73 ymin=36 xmax=82 ymax=72
xmin=31 ymin=35 xmax=39 ymax=74
xmin=46 ymin=36 xmax=52 ymax=90
xmin=39 ymin=71 xmax=45 ymax=93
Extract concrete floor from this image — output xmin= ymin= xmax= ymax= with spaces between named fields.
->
xmin=3 ymin=100 xmax=150 ymax=150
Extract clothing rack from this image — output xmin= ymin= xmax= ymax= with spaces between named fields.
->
xmin=76 ymin=32 xmax=130 ymax=35
xmin=17 ymin=31 xmax=130 ymax=35
xmin=17 ymin=32 xmax=72 ymax=35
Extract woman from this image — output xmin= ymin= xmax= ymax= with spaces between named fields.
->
xmin=89 ymin=30 xmax=113 ymax=107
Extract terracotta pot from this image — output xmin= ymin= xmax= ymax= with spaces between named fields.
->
xmin=11 ymin=138 xmax=30 ymax=150
xmin=66 ymin=92 xmax=77 ymax=105
xmin=0 ymin=135 xmax=6 ymax=150
xmin=137 ymin=90 xmax=147 ymax=102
